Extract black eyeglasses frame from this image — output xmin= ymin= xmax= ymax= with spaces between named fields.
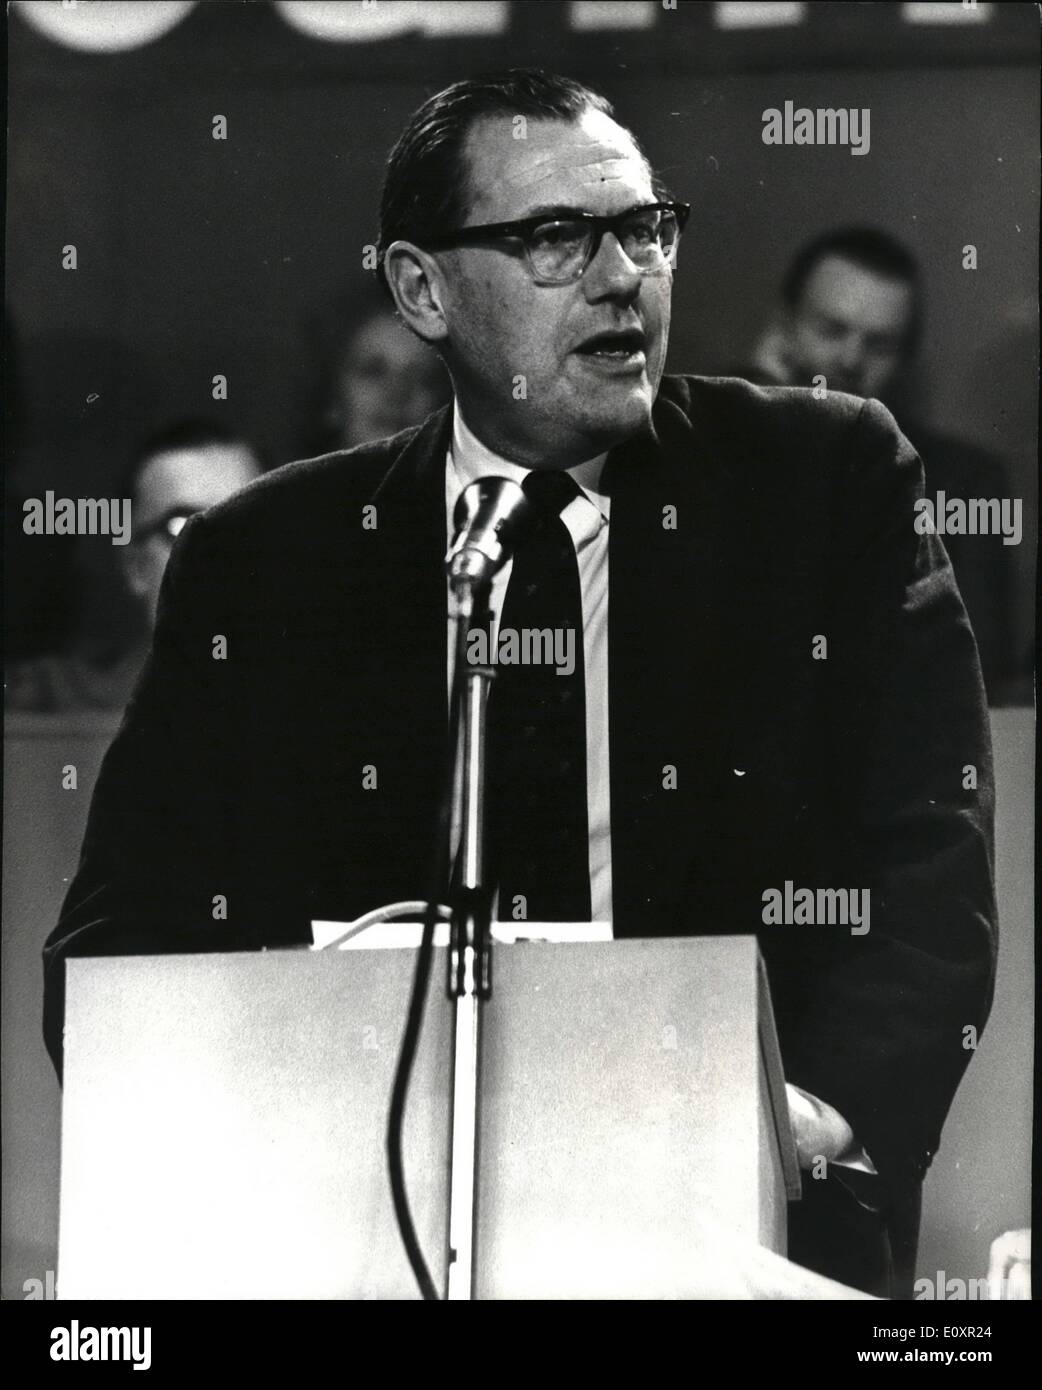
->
xmin=416 ymin=200 xmax=691 ymax=285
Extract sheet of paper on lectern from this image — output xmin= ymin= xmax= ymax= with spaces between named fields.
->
xmin=310 ymin=919 xmax=614 ymax=950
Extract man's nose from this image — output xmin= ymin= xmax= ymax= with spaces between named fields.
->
xmin=581 ymin=230 xmax=643 ymax=301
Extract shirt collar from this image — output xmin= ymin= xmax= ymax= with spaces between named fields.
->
xmin=448 ymin=400 xmax=610 ymax=523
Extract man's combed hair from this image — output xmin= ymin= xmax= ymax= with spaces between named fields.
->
xmin=376 ymin=68 xmax=655 ymax=291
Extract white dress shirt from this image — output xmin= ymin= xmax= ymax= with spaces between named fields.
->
xmin=445 ymin=402 xmax=613 ymax=921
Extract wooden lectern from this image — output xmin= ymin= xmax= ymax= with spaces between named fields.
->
xmin=57 ymin=934 xmax=800 ymax=1299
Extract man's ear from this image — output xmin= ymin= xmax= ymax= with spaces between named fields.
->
xmin=383 ymin=241 xmax=450 ymax=346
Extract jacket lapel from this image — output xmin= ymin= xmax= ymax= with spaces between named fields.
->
xmin=356 ymin=408 xmax=454 ymax=889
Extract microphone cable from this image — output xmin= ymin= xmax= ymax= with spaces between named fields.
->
xmin=385 ymin=607 xmax=471 ymax=1300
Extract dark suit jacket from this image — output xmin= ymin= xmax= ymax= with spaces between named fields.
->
xmin=899 ymin=419 xmax=1020 ymax=702
xmin=43 ymin=375 xmax=997 ymax=1208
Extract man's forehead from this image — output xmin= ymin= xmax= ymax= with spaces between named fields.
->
xmin=137 ymin=446 xmax=259 ymax=512
xmin=804 ymin=256 xmax=913 ymax=328
xmin=461 ymin=108 xmax=653 ymax=220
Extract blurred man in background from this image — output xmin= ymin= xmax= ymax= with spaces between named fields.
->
xmin=741 ymin=227 xmax=1021 ymax=702
xmin=747 ymin=227 xmax=919 ymax=403
xmin=308 ymin=297 xmax=451 ymax=455
xmin=5 ymin=420 xmax=262 ymax=712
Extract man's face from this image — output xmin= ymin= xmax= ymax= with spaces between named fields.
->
xmin=335 ymin=311 xmax=447 ymax=449
xmin=125 ymin=443 xmax=262 ymax=624
xmin=783 ymin=255 xmax=914 ymax=399
xmin=434 ymin=109 xmax=673 ymax=468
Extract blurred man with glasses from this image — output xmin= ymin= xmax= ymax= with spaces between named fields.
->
xmin=44 ymin=70 xmax=996 ymax=1300
xmin=6 ymin=421 xmax=261 ymax=712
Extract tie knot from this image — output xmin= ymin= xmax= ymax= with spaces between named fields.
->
xmin=522 ymin=469 xmax=581 ymax=517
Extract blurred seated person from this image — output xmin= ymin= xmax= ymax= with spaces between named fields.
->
xmin=5 ymin=421 xmax=263 ymax=714
xmin=308 ymin=295 xmax=451 ymax=455
xmin=738 ymin=227 xmax=1022 ymax=703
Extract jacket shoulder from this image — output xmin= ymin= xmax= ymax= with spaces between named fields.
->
xmin=196 ymin=430 xmax=418 ymax=536
xmin=153 ymin=413 xmax=449 ymax=609
xmin=659 ymin=372 xmax=867 ymax=446
xmin=658 ymin=373 xmax=918 ymax=487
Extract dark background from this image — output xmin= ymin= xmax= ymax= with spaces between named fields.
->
xmin=5 ymin=0 xmax=1039 ymax=672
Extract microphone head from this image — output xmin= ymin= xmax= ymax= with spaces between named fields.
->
xmin=446 ymin=477 xmax=534 ymax=591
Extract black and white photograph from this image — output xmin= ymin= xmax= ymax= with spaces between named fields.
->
xmin=2 ymin=0 xmax=1037 ymax=1347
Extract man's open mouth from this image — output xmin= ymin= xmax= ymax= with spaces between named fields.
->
xmin=574 ymin=329 xmax=647 ymax=359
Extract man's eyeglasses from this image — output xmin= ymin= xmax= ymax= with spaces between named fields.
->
xmin=420 ymin=201 xmax=690 ymax=286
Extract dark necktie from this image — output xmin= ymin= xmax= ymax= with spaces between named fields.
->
xmin=486 ymin=470 xmax=592 ymax=922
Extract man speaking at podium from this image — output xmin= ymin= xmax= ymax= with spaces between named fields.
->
xmin=43 ymin=70 xmax=997 ymax=1299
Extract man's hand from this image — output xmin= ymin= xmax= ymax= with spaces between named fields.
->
xmin=786 ymin=1083 xmax=857 ymax=1169
xmin=987 ymin=1229 xmax=1030 ymax=1300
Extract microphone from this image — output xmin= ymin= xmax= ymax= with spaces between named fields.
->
xmin=446 ymin=477 xmax=534 ymax=595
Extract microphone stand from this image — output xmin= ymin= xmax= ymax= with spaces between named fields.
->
xmin=445 ymin=577 xmax=495 ymax=1301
